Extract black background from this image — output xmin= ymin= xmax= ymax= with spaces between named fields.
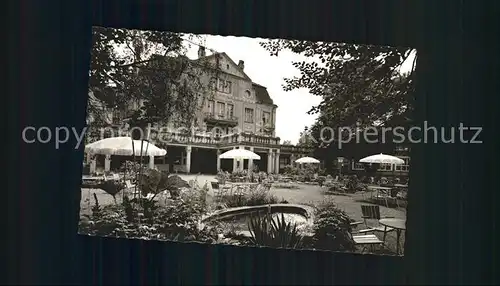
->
xmin=5 ymin=0 xmax=499 ymax=284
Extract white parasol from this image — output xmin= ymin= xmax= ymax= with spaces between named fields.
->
xmin=359 ymin=153 xmax=405 ymax=165
xmin=219 ymin=149 xmax=261 ymax=160
xmin=295 ymin=157 xmax=320 ymax=164
xmin=85 ymin=137 xmax=167 ymax=157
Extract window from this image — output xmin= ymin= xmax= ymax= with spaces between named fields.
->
xmin=209 ymin=77 xmax=217 ymax=90
xmin=207 ymin=100 xmax=215 ymax=115
xmin=352 ymin=162 xmax=365 ymax=170
xmin=378 ymin=163 xmax=393 ymax=171
xmin=214 ymin=78 xmax=232 ymax=94
xmin=223 ymin=81 xmax=232 ymax=93
xmin=244 ymin=108 xmax=254 ymax=123
xmin=218 ymin=79 xmax=225 ymax=91
xmin=227 ymin=104 xmax=234 ymax=118
xmin=262 ymin=111 xmax=271 ymax=124
xmin=244 ymin=90 xmax=251 ymax=98
xmin=217 ymin=102 xmax=225 ymax=118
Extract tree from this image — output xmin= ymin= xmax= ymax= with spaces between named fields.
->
xmin=88 ymin=27 xmax=218 ymax=133
xmin=297 ymin=126 xmax=316 ymax=148
xmin=260 ymin=40 xmax=416 ymax=164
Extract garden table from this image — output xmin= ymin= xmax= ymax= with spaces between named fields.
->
xmin=367 ymin=185 xmax=392 ymax=199
xmin=379 ymin=218 xmax=406 ymax=255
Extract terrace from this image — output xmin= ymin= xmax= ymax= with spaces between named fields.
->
xmin=152 ymin=130 xmax=312 ymax=154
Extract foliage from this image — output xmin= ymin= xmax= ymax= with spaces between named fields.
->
xmin=283 ymin=165 xmax=298 ymax=176
xmin=88 ymin=27 xmax=219 ymax=130
xmin=283 ymin=164 xmax=320 ymax=182
xmin=260 ymin=40 xmax=416 ymax=159
xmin=272 ymin=183 xmax=300 ymax=189
xmin=216 ymin=170 xmax=229 ymax=184
xmin=120 ymin=160 xmax=142 ymax=175
xmin=231 ymin=170 xmax=248 ymax=177
xmin=247 ymin=213 xmax=304 ymax=249
xmin=80 ymin=184 xmax=218 ymax=243
xmin=218 ymin=184 xmax=278 ymax=208
xmin=311 ymin=200 xmax=355 ymax=251
xmin=96 ymin=180 xmax=126 ymax=202
xmin=343 ymin=175 xmax=366 ymax=193
xmin=297 ymin=126 xmax=317 ymax=149
xmin=137 ymin=169 xmax=189 ymax=199
xmin=316 ymin=176 xmax=326 ymax=187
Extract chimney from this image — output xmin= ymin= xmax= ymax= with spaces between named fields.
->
xmin=238 ymin=60 xmax=245 ymax=70
xmin=198 ymin=46 xmax=206 ymax=58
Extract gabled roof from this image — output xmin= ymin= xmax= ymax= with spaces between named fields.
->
xmin=151 ymin=52 xmax=277 ymax=107
xmin=194 ymin=52 xmax=252 ymax=81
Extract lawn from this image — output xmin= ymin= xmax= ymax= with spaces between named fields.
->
xmin=80 ymin=174 xmax=406 ymax=255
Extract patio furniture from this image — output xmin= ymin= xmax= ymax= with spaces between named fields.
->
xmin=367 ymin=186 xmax=393 ymax=207
xmin=379 ymin=218 xmax=406 ymax=255
xmin=355 ymin=205 xmax=395 ymax=243
xmin=388 ymin=189 xmax=402 ymax=207
xmin=394 ymin=183 xmax=408 ymax=188
xmin=348 ymin=232 xmax=385 ymax=253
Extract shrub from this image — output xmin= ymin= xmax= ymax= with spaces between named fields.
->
xmin=216 ymin=170 xmax=229 ymax=184
xmin=79 ymin=184 xmax=218 ymax=243
xmin=95 ymin=180 xmax=126 ymax=203
xmin=218 ymin=184 xmax=278 ymax=207
xmin=344 ymin=175 xmax=366 ymax=193
xmin=316 ymin=176 xmax=326 ymax=187
xmin=283 ymin=165 xmax=298 ymax=175
xmin=317 ymin=168 xmax=327 ymax=176
xmin=272 ymin=183 xmax=300 ymax=189
xmin=311 ymin=200 xmax=355 ymax=251
xmin=247 ymin=213 xmax=303 ymax=249
xmin=137 ymin=169 xmax=189 ymax=199
xmin=257 ymin=172 xmax=267 ymax=181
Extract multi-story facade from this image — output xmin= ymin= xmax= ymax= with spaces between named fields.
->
xmin=87 ymin=47 xmax=313 ymax=174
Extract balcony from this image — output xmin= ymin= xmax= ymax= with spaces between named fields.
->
xmin=217 ymin=132 xmax=280 ymax=146
xmin=263 ymin=124 xmax=275 ymax=131
xmin=151 ymin=131 xmax=316 ymax=151
xmin=279 ymin=145 xmax=314 ymax=154
xmin=204 ymin=112 xmax=239 ymax=127
xmin=154 ymin=132 xmax=220 ymax=146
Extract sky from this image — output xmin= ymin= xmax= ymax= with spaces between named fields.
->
xmin=183 ymin=34 xmax=417 ymax=144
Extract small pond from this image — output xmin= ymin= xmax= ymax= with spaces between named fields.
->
xmin=218 ymin=212 xmax=311 ymax=232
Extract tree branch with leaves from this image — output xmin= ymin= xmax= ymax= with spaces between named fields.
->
xmin=260 ymin=39 xmax=416 ymax=156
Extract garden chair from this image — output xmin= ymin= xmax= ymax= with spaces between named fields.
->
xmin=389 ymin=189 xmax=401 ymax=208
xmin=347 ymin=231 xmax=385 ymax=254
xmin=356 ymin=205 xmax=395 ymax=243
